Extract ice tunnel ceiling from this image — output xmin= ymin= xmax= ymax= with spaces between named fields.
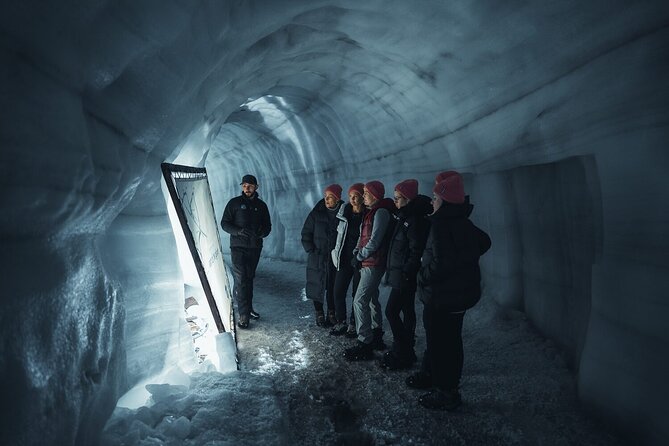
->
xmin=1 ymin=0 xmax=668 ymax=445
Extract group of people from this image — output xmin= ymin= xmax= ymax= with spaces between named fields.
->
xmin=220 ymin=171 xmax=491 ymax=411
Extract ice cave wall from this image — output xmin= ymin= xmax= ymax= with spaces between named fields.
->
xmin=1 ymin=1 xmax=667 ymax=445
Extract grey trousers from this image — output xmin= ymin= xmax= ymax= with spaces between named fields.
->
xmin=353 ymin=266 xmax=385 ymax=344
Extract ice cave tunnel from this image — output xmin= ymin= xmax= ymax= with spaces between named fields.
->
xmin=1 ymin=1 xmax=668 ymax=445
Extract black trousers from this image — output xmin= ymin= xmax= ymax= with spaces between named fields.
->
xmin=422 ymin=305 xmax=465 ymax=390
xmin=385 ymin=285 xmax=417 ymax=354
xmin=313 ymin=261 xmax=337 ymax=315
xmin=332 ymin=261 xmax=360 ymax=324
xmin=230 ymin=247 xmax=262 ymax=319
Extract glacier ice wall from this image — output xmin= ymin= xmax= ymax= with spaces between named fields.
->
xmin=1 ymin=0 xmax=667 ymax=444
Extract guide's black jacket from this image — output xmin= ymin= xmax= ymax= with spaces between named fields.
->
xmin=385 ymin=194 xmax=433 ymax=289
xmin=417 ymin=200 xmax=491 ymax=311
xmin=221 ymin=192 xmax=271 ymax=249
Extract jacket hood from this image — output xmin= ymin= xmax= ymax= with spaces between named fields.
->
xmin=412 ymin=194 xmax=433 ymax=216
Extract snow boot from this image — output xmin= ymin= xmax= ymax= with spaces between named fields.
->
xmin=405 ymin=371 xmax=432 ymax=389
xmin=371 ymin=327 xmax=386 ymax=351
xmin=344 ymin=341 xmax=374 ymax=361
xmin=418 ymin=389 xmax=461 ymax=411
xmin=249 ymin=308 xmax=260 ymax=319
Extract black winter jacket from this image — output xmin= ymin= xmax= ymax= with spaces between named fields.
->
xmin=385 ymin=195 xmax=432 ymax=289
xmin=301 ymin=199 xmax=343 ymax=302
xmin=220 ymin=192 xmax=272 ymax=249
xmin=417 ymin=201 xmax=491 ymax=311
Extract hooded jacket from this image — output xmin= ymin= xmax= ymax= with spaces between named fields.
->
xmin=301 ymin=198 xmax=343 ymax=301
xmin=385 ymin=194 xmax=432 ymax=289
xmin=221 ymin=192 xmax=271 ymax=249
xmin=417 ymin=200 xmax=491 ymax=311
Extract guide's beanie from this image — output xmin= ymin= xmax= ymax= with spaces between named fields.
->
xmin=435 ymin=170 xmax=459 ymax=185
xmin=324 ymin=184 xmax=343 ymax=201
xmin=395 ymin=179 xmax=419 ymax=200
xmin=433 ymin=174 xmax=465 ymax=204
xmin=240 ymin=174 xmax=258 ymax=185
xmin=364 ymin=180 xmax=385 ymax=201
xmin=348 ymin=183 xmax=365 ymax=197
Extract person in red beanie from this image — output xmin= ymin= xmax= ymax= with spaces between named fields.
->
xmin=330 ymin=183 xmax=367 ymax=337
xmin=344 ymin=180 xmax=396 ymax=361
xmin=301 ymin=184 xmax=344 ymax=327
xmin=407 ymin=172 xmax=491 ymax=411
xmin=380 ymin=179 xmax=432 ymax=370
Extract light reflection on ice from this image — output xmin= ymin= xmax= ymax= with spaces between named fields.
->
xmin=250 ymin=330 xmax=309 ymax=379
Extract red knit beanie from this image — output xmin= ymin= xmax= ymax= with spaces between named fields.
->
xmin=394 ymin=179 xmax=418 ymax=200
xmin=364 ymin=180 xmax=385 ymax=201
xmin=433 ymin=174 xmax=465 ymax=204
xmin=324 ymin=184 xmax=343 ymax=201
xmin=435 ymin=170 xmax=459 ymax=184
xmin=348 ymin=183 xmax=364 ymax=197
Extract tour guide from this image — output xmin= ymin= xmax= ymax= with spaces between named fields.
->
xmin=221 ymin=174 xmax=271 ymax=329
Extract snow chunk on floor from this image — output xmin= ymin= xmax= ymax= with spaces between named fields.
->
xmin=102 ymin=372 xmax=286 ymax=445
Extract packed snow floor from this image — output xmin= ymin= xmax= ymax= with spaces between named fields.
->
xmin=103 ymin=258 xmax=625 ymax=445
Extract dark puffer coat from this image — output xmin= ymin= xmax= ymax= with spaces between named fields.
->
xmin=301 ymin=198 xmax=343 ymax=302
xmin=221 ymin=192 xmax=271 ymax=248
xmin=385 ymin=195 xmax=433 ymax=289
xmin=417 ymin=201 xmax=491 ymax=311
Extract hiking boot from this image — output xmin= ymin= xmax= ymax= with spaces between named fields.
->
xmin=249 ymin=309 xmax=260 ymax=319
xmin=345 ymin=325 xmax=357 ymax=338
xmin=418 ymin=389 xmax=462 ymax=411
xmin=343 ymin=341 xmax=374 ymax=361
xmin=327 ymin=310 xmax=338 ymax=326
xmin=237 ymin=315 xmax=249 ymax=329
xmin=406 ymin=371 xmax=432 ymax=389
xmin=371 ymin=327 xmax=386 ymax=351
xmin=330 ymin=323 xmax=348 ymax=336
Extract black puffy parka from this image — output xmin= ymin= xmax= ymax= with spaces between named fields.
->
xmin=417 ymin=201 xmax=491 ymax=311
xmin=385 ymin=195 xmax=432 ymax=289
xmin=221 ymin=192 xmax=271 ymax=248
xmin=301 ymin=198 xmax=343 ymax=302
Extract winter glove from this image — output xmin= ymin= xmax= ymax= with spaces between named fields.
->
xmin=238 ymin=228 xmax=252 ymax=237
xmin=351 ymin=257 xmax=362 ymax=270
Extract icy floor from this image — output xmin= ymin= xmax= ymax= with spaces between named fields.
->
xmin=103 ymin=258 xmax=625 ymax=445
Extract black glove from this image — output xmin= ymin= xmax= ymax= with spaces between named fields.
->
xmin=238 ymin=228 xmax=251 ymax=237
xmin=351 ymin=257 xmax=362 ymax=270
